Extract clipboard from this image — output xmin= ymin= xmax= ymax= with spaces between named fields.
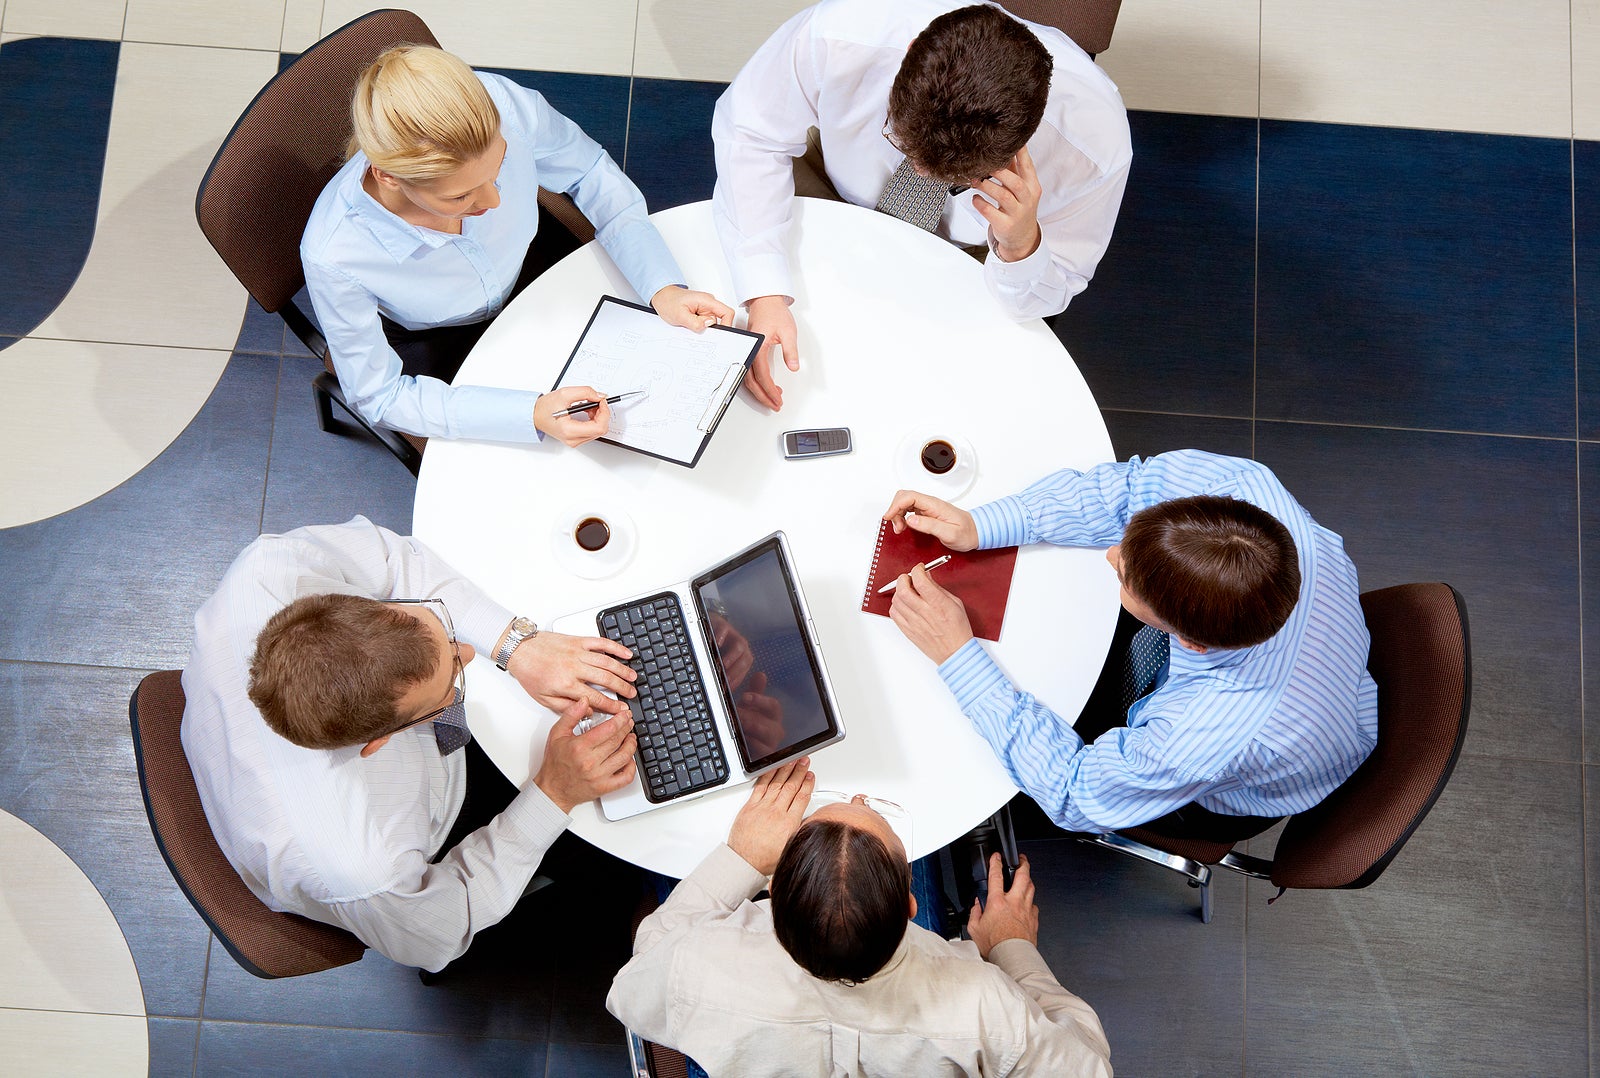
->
xmin=550 ymin=296 xmax=762 ymax=467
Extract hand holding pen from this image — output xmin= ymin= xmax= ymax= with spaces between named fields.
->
xmin=535 ymin=385 xmax=618 ymax=448
xmin=878 ymin=554 xmax=952 ymax=594
xmin=553 ymin=389 xmax=647 ymax=418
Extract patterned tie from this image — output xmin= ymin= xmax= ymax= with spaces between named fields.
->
xmin=432 ymin=688 xmax=471 ymax=755
xmin=1120 ymin=624 xmax=1171 ymax=716
xmin=875 ymin=156 xmax=949 ymax=233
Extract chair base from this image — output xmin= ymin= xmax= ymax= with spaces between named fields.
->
xmin=312 ymin=370 xmax=422 ymax=476
xmin=1079 ymin=835 xmax=1277 ymax=924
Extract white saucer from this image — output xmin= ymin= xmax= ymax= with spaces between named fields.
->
xmin=893 ymin=430 xmax=978 ymax=500
xmin=550 ymin=501 xmax=638 ymax=579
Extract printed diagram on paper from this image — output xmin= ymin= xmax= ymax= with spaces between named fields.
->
xmin=556 ymin=299 xmax=753 ymax=462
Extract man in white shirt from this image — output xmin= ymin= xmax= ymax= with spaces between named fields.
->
xmin=181 ymin=517 xmax=640 ymax=972
xmin=713 ymin=0 xmax=1131 ymax=410
xmin=608 ymin=759 xmax=1113 ymax=1077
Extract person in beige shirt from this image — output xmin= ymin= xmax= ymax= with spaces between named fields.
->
xmin=607 ymin=759 xmax=1113 ymax=1077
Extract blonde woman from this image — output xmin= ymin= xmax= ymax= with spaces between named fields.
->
xmin=302 ymin=45 xmax=733 ymax=446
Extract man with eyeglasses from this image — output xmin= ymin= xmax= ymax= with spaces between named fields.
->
xmin=711 ymin=0 xmax=1131 ymax=411
xmin=608 ymin=759 xmax=1113 ymax=1076
xmin=182 ymin=516 xmax=641 ymax=972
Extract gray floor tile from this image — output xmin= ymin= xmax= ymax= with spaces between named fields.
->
xmin=196 ymin=1020 xmax=547 ymax=1077
xmin=1586 ymin=766 xmax=1600 ymax=1078
xmin=546 ymin=1041 xmax=628 ymax=1077
xmin=1023 ymin=837 xmax=1247 ymax=1076
xmin=1245 ymin=754 xmax=1586 ymax=1076
xmin=0 ymin=661 xmax=211 ymax=1017
xmin=260 ymin=354 xmax=416 ymax=538
xmin=1255 ymin=422 xmax=1580 ymax=763
xmin=148 ymin=1016 xmax=200 ymax=1078
xmin=1100 ymin=410 xmax=1254 ymax=461
xmin=1578 ymin=444 xmax=1600 ymax=764
xmin=234 ymin=299 xmax=287 ymax=356
xmin=0 ymin=354 xmax=275 ymax=669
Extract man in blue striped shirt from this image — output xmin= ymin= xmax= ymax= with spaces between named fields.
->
xmin=883 ymin=450 xmax=1378 ymax=839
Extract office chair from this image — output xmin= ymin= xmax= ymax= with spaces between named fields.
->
xmin=1082 ymin=582 xmax=1472 ymax=923
xmin=997 ymin=0 xmax=1123 ymax=58
xmin=129 ymin=670 xmax=368 ymax=978
xmin=194 ymin=9 xmax=596 ymax=477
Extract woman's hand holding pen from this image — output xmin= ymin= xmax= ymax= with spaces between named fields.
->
xmin=535 ymin=385 xmax=612 ymax=447
xmin=651 ymin=285 xmax=735 ymax=331
xmin=882 ymin=490 xmax=979 ymax=551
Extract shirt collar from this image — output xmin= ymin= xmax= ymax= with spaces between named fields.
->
xmin=343 ymin=159 xmax=455 ymax=262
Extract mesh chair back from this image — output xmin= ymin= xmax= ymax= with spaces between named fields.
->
xmin=997 ymin=0 xmax=1123 ymax=56
xmin=194 ymin=9 xmax=439 ymax=313
xmin=1269 ymin=584 xmax=1471 ymax=890
xmin=129 ymin=670 xmax=366 ymax=978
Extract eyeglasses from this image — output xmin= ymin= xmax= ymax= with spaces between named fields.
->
xmin=383 ymin=598 xmax=466 ymax=736
xmin=881 ymin=120 xmax=972 ymax=196
xmin=808 ymin=790 xmax=914 ymax=856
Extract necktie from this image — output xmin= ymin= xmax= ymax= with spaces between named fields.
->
xmin=1120 ymin=624 xmax=1170 ymax=716
xmin=432 ymin=689 xmax=471 ymax=755
xmin=875 ymin=156 xmax=948 ymax=233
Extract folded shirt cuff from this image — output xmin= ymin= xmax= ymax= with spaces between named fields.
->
xmin=692 ymin=843 xmax=771 ymax=905
xmin=733 ymin=254 xmax=795 ymax=308
xmin=971 ymin=496 xmax=1031 ymax=549
xmin=938 ymin=638 xmax=1008 ymax=712
xmin=984 ymin=231 xmax=1051 ymax=283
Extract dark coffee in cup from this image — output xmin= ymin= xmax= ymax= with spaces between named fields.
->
xmin=575 ymin=516 xmax=611 ymax=551
xmin=920 ymin=439 xmax=957 ymax=475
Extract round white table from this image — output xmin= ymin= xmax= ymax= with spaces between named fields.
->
xmin=414 ymin=198 xmax=1117 ymax=877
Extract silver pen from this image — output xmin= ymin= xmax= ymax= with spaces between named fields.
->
xmin=878 ymin=554 xmax=952 ymax=594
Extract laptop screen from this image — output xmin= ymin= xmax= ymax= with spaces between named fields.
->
xmin=694 ymin=538 xmax=840 ymax=773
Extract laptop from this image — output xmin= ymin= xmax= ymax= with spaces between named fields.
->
xmin=551 ymin=531 xmax=846 ymax=821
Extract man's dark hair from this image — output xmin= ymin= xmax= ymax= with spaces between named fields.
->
xmin=1120 ymin=495 xmax=1301 ymax=650
xmin=886 ymin=5 xmax=1053 ymax=184
xmin=770 ymin=818 xmax=912 ymax=984
xmin=248 ymin=593 xmax=438 ymax=749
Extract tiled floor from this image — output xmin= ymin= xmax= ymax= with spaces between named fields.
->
xmin=1 ymin=1 xmax=1597 ymax=1075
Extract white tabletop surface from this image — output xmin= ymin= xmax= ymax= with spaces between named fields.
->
xmin=414 ymin=198 xmax=1117 ymax=877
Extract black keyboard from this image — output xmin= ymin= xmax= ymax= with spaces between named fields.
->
xmin=599 ymin=594 xmax=729 ymax=803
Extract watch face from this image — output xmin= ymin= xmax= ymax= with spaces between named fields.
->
xmin=512 ymin=616 xmax=537 ymax=635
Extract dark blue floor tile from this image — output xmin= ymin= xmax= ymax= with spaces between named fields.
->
xmin=234 ymin=298 xmax=287 ymax=356
xmin=1258 ymin=122 xmax=1574 ymax=437
xmin=196 ymin=1021 xmax=547 ymax=1077
xmin=0 ymin=661 xmax=212 ymax=1018
xmin=0 ymin=37 xmax=118 ymax=338
xmin=1255 ymin=422 xmax=1578 ymax=763
xmin=1578 ymin=444 xmax=1600 ymax=762
xmin=1246 ymin=754 xmax=1585 ymax=1076
xmin=1055 ymin=112 xmax=1257 ymax=418
xmin=546 ymin=1041 xmax=628 ymax=1077
xmin=0 ymin=354 xmax=274 ymax=669
xmin=489 ymin=69 xmax=630 ymax=164
xmin=1577 ymin=139 xmax=1600 ymax=439
xmin=1022 ymin=835 xmax=1247 ymax=1075
xmin=260 ymin=355 xmax=415 ymax=537
xmin=1100 ymin=409 xmax=1253 ymax=461
xmin=149 ymin=1017 xmax=200 ymax=1077
xmin=625 ymin=79 xmax=726 ymax=211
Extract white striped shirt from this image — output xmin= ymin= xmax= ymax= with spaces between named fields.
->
xmin=938 ymin=451 xmax=1378 ymax=833
xmin=181 ymin=518 xmax=570 ymax=971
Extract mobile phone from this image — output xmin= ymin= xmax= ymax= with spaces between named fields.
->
xmin=782 ymin=428 xmax=852 ymax=459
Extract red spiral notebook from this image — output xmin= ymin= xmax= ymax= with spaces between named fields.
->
xmin=860 ymin=518 xmax=1019 ymax=642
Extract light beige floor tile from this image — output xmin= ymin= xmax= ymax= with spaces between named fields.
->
xmin=2 ymin=0 xmax=124 ymax=40
xmin=0 ymin=812 xmax=144 ymax=1016
xmin=30 ymin=43 xmax=276 ymax=353
xmin=281 ymin=0 xmax=323 ymax=53
xmin=1261 ymin=0 xmax=1571 ymax=137
xmin=319 ymin=0 xmax=638 ymax=75
xmin=0 ymin=1010 xmax=146 ymax=1077
xmin=0 ymin=341 xmax=230 ymax=529
xmin=1576 ymin=0 xmax=1600 ymax=139
xmin=634 ymin=0 xmax=810 ymax=83
xmin=124 ymin=0 xmax=285 ymax=51
xmin=1095 ymin=0 xmax=1260 ymax=118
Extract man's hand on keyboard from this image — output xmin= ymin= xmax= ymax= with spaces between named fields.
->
xmin=882 ymin=490 xmax=979 ymax=551
xmin=534 ymin=701 xmax=638 ymax=812
xmin=888 ymin=562 xmax=975 ymax=664
xmin=508 ymin=630 xmax=636 ymax=715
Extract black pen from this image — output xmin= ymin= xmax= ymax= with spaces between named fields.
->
xmin=553 ymin=390 xmax=647 ymax=418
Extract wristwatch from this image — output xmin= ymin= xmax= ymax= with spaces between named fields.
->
xmin=493 ymin=616 xmax=539 ymax=670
